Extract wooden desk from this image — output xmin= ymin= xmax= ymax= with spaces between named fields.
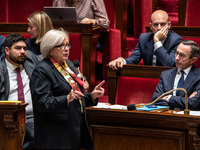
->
xmin=146 ymin=26 xmax=200 ymax=37
xmin=0 ymin=23 xmax=102 ymax=90
xmin=86 ymin=107 xmax=200 ymax=150
xmin=0 ymin=102 xmax=27 ymax=150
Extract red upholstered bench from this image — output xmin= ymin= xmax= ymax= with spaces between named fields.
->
xmin=2 ymin=34 xmax=31 ymax=39
xmin=115 ymin=77 xmax=159 ymax=106
xmin=107 ymin=65 xmax=173 ymax=105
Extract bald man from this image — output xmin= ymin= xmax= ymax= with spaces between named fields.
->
xmin=109 ymin=10 xmax=183 ymax=70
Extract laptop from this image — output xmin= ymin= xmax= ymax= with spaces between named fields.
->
xmin=44 ymin=7 xmax=77 ymax=24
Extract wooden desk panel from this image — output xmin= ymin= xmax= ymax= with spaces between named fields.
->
xmin=146 ymin=26 xmax=200 ymax=38
xmin=86 ymin=107 xmax=200 ymax=150
xmin=0 ymin=102 xmax=27 ymax=150
xmin=0 ymin=23 xmax=101 ymax=90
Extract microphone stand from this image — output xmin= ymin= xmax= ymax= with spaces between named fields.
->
xmin=134 ymin=88 xmax=190 ymax=115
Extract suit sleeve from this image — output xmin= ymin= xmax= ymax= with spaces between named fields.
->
xmin=0 ymin=35 xmax=6 ymax=56
xmin=168 ymin=82 xmax=200 ymax=110
xmin=125 ymin=38 xmax=143 ymax=65
xmin=154 ymin=32 xmax=183 ymax=67
xmin=30 ymin=66 xmax=69 ymax=112
xmin=93 ymin=0 xmax=110 ymax=29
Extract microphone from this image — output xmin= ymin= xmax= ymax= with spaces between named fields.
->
xmin=73 ymin=60 xmax=85 ymax=82
xmin=73 ymin=60 xmax=80 ymax=68
xmin=127 ymin=88 xmax=190 ymax=115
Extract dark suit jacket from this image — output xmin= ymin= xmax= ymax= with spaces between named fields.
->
xmin=0 ymin=35 xmax=6 ymax=56
xmin=0 ymin=50 xmax=40 ymax=100
xmin=151 ymin=66 xmax=200 ymax=110
xmin=30 ymin=58 xmax=97 ymax=150
xmin=26 ymin=38 xmax=41 ymax=55
xmin=125 ymin=30 xmax=183 ymax=67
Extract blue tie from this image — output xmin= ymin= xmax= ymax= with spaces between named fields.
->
xmin=176 ymin=70 xmax=185 ymax=96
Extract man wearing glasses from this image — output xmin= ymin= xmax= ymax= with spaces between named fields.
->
xmin=151 ymin=40 xmax=200 ymax=110
xmin=109 ymin=10 xmax=183 ymax=70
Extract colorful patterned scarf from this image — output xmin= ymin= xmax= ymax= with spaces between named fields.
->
xmin=49 ymin=57 xmax=84 ymax=112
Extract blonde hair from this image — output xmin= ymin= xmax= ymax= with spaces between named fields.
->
xmin=28 ymin=11 xmax=53 ymax=44
xmin=40 ymin=29 xmax=69 ymax=58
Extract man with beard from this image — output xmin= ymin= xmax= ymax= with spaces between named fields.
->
xmin=0 ymin=34 xmax=39 ymax=150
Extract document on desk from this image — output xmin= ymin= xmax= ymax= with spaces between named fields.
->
xmin=174 ymin=111 xmax=200 ymax=116
xmin=136 ymin=105 xmax=170 ymax=112
xmin=92 ymin=103 xmax=127 ymax=110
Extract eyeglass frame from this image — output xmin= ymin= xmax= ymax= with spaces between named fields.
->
xmin=55 ymin=43 xmax=72 ymax=50
xmin=175 ymin=51 xmax=187 ymax=59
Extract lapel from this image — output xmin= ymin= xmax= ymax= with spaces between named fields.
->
xmin=146 ymin=38 xmax=154 ymax=64
xmin=46 ymin=58 xmax=69 ymax=85
xmin=163 ymin=31 xmax=171 ymax=51
xmin=167 ymin=68 xmax=177 ymax=91
xmin=182 ymin=66 xmax=196 ymax=92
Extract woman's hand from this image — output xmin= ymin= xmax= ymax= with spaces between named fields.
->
xmin=67 ymin=83 xmax=84 ymax=104
xmin=91 ymin=80 xmax=105 ymax=101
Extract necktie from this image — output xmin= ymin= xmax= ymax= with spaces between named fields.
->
xmin=15 ymin=67 xmax=25 ymax=103
xmin=176 ymin=70 xmax=185 ymax=96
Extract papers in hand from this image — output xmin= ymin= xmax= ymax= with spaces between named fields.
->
xmin=92 ymin=102 xmax=127 ymax=110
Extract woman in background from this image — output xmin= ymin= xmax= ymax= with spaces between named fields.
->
xmin=30 ymin=29 xmax=105 ymax=150
xmin=26 ymin=11 xmax=53 ymax=55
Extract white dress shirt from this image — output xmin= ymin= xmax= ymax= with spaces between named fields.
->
xmin=5 ymin=59 xmax=33 ymax=113
xmin=166 ymin=66 xmax=192 ymax=102
xmin=152 ymin=38 xmax=166 ymax=66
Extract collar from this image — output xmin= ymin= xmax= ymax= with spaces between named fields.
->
xmin=177 ymin=66 xmax=192 ymax=75
xmin=5 ymin=59 xmax=23 ymax=71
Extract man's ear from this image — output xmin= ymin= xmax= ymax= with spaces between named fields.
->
xmin=192 ymin=57 xmax=197 ymax=63
xmin=149 ymin=22 xmax=152 ymax=31
xmin=168 ymin=21 xmax=171 ymax=29
xmin=4 ymin=47 xmax=10 ymax=55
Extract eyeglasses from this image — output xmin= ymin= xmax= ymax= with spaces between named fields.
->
xmin=55 ymin=43 xmax=72 ymax=50
xmin=175 ymin=51 xmax=186 ymax=59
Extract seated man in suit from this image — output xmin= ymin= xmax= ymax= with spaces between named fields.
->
xmin=0 ymin=34 xmax=6 ymax=56
xmin=0 ymin=34 xmax=40 ymax=149
xmin=109 ymin=10 xmax=183 ymax=70
xmin=151 ymin=40 xmax=200 ymax=110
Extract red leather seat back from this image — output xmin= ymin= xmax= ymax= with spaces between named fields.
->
xmin=7 ymin=0 xmax=52 ymax=22
xmin=0 ymin=0 xmax=7 ymax=22
xmin=115 ymin=77 xmax=159 ymax=106
xmin=185 ymin=0 xmax=200 ymax=26
xmin=68 ymin=34 xmax=83 ymax=71
xmin=104 ymin=0 xmax=115 ymax=28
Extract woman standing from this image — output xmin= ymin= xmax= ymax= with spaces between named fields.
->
xmin=30 ymin=29 xmax=105 ymax=150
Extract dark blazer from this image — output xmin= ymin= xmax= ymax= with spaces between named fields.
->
xmin=0 ymin=50 xmax=40 ymax=100
xmin=0 ymin=35 xmax=6 ymax=56
xmin=26 ymin=38 xmax=41 ymax=55
xmin=30 ymin=58 xmax=97 ymax=150
xmin=125 ymin=30 xmax=183 ymax=67
xmin=151 ymin=66 xmax=200 ymax=110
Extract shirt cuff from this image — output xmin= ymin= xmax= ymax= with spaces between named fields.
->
xmin=166 ymin=95 xmax=172 ymax=102
xmin=154 ymin=41 xmax=162 ymax=51
xmin=123 ymin=58 xmax=126 ymax=65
